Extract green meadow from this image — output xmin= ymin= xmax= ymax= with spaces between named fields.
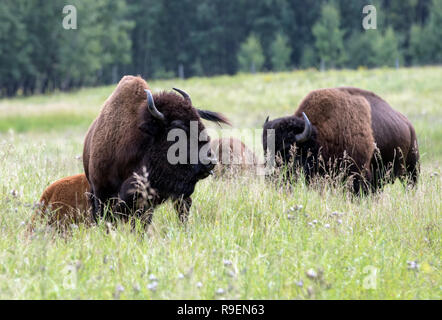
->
xmin=0 ymin=67 xmax=440 ymax=299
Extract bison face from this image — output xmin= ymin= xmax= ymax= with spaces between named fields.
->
xmin=262 ymin=113 xmax=319 ymax=179
xmin=137 ymin=89 xmax=227 ymax=199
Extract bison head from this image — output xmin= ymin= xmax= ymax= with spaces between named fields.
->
xmin=137 ymin=88 xmax=230 ymax=199
xmin=262 ymin=113 xmax=320 ymax=179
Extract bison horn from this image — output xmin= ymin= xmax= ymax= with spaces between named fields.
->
xmin=145 ymin=89 xmax=165 ymax=122
xmin=295 ymin=112 xmax=312 ymax=143
xmin=264 ymin=116 xmax=269 ymax=125
xmin=173 ymin=87 xmax=192 ymax=103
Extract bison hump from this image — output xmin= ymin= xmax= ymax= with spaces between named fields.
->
xmin=85 ymin=76 xmax=150 ymax=187
xmin=295 ymin=88 xmax=375 ymax=169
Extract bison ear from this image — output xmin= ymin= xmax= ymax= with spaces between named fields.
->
xmin=138 ymin=121 xmax=162 ymax=137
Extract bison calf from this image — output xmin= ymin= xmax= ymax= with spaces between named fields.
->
xmin=31 ymin=174 xmax=92 ymax=232
xmin=210 ymin=137 xmax=259 ymax=177
xmin=31 ymin=173 xmax=194 ymax=232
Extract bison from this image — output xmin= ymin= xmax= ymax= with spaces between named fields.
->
xmin=30 ymin=174 xmax=92 ymax=232
xmin=83 ymin=76 xmax=230 ymax=223
xmin=210 ymin=137 xmax=259 ymax=177
xmin=262 ymin=87 xmax=419 ymax=193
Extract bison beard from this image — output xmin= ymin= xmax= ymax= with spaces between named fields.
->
xmin=263 ymin=87 xmax=419 ymax=194
xmin=83 ymin=76 xmax=229 ymax=223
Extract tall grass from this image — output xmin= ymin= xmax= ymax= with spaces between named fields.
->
xmin=0 ymin=67 xmax=440 ymax=299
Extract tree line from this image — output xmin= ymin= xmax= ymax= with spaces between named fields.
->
xmin=0 ymin=0 xmax=440 ymax=97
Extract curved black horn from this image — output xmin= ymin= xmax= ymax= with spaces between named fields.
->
xmin=295 ymin=112 xmax=312 ymax=143
xmin=144 ymin=89 xmax=165 ymax=122
xmin=173 ymin=87 xmax=192 ymax=103
xmin=264 ymin=116 xmax=269 ymax=126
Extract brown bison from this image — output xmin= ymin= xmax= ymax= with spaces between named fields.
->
xmin=31 ymin=174 xmax=92 ymax=231
xmin=262 ymin=87 xmax=419 ymax=193
xmin=210 ymin=137 xmax=259 ymax=177
xmin=83 ymin=76 xmax=229 ymax=222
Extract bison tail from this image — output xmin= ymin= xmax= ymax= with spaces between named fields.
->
xmin=197 ymin=109 xmax=231 ymax=126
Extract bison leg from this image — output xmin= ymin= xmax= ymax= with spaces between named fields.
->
xmin=87 ymin=184 xmax=98 ymax=221
xmin=116 ymin=176 xmax=157 ymax=226
xmin=131 ymin=208 xmax=153 ymax=231
xmin=403 ymin=146 xmax=420 ymax=188
xmin=92 ymin=189 xmax=117 ymax=221
xmin=403 ymin=127 xmax=420 ymax=187
xmin=115 ymin=176 xmax=142 ymax=218
xmin=173 ymin=197 xmax=192 ymax=223
xmin=347 ymin=160 xmax=373 ymax=195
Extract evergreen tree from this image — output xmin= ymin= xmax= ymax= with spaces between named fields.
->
xmin=409 ymin=24 xmax=430 ymax=65
xmin=346 ymin=31 xmax=381 ymax=68
xmin=0 ymin=1 xmax=32 ymax=96
xmin=300 ymin=46 xmax=318 ymax=69
xmin=425 ymin=0 xmax=442 ymax=63
xmin=374 ymin=27 xmax=402 ymax=67
xmin=237 ymin=34 xmax=265 ymax=73
xmin=0 ymin=0 xmax=439 ymax=97
xmin=270 ymin=33 xmax=292 ymax=71
xmin=312 ymin=3 xmax=346 ymax=69
xmin=409 ymin=0 xmax=442 ymax=65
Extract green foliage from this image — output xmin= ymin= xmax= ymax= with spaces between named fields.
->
xmin=312 ymin=3 xmax=346 ymax=69
xmin=409 ymin=24 xmax=430 ymax=65
xmin=300 ymin=46 xmax=318 ymax=69
xmin=373 ymin=27 xmax=402 ymax=68
xmin=270 ymin=33 xmax=292 ymax=71
xmin=347 ymin=27 xmax=402 ymax=69
xmin=57 ymin=0 xmax=134 ymax=88
xmin=0 ymin=0 xmax=133 ymax=96
xmin=237 ymin=34 xmax=265 ymax=73
xmin=0 ymin=1 xmax=32 ymax=96
xmin=152 ymin=68 xmax=176 ymax=80
xmin=426 ymin=0 xmax=442 ymax=63
xmin=409 ymin=0 xmax=442 ymax=65
xmin=0 ymin=0 xmax=441 ymax=96
xmin=346 ymin=31 xmax=381 ymax=68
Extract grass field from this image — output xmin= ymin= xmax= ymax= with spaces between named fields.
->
xmin=0 ymin=67 xmax=440 ymax=299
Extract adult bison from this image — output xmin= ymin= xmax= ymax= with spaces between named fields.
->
xmin=262 ymin=87 xmax=419 ymax=193
xmin=83 ymin=76 xmax=229 ymax=222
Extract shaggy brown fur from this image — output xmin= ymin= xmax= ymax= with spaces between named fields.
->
xmin=84 ymin=75 xmax=229 ymax=221
xmin=31 ymin=174 xmax=92 ymax=231
xmin=83 ymin=76 xmax=149 ymax=191
xmin=263 ymin=87 xmax=419 ymax=193
xmin=210 ymin=137 xmax=259 ymax=177
xmin=295 ymin=88 xmax=375 ymax=176
xmin=336 ymin=87 xmax=419 ymax=188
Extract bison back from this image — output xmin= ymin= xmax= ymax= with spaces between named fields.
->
xmin=295 ymin=88 xmax=375 ymax=172
xmin=32 ymin=173 xmax=92 ymax=230
xmin=338 ymin=87 xmax=419 ymax=182
xmin=83 ymin=76 xmax=150 ymax=200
